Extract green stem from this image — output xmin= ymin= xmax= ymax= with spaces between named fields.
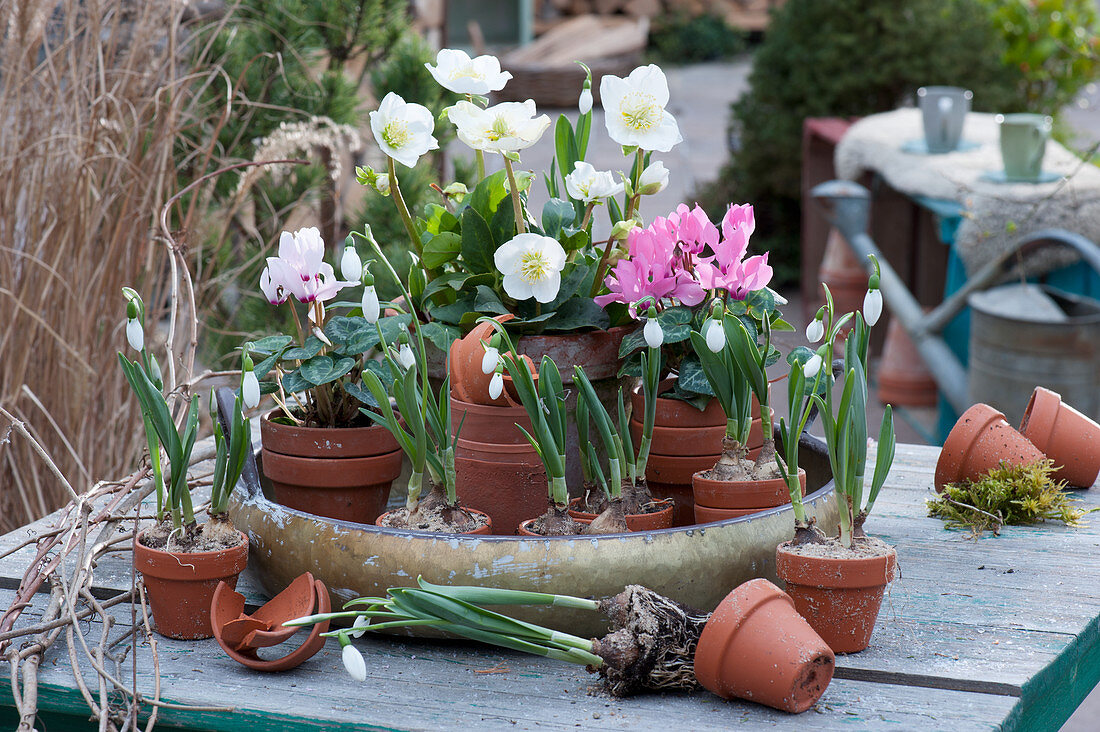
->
xmin=388 ymin=157 xmax=423 ymax=260
xmin=406 ymin=470 xmax=424 ymax=513
xmin=475 ymin=149 xmax=485 ymax=181
xmin=503 ymin=156 xmax=527 ymax=234
xmin=623 ymin=149 xmax=643 ymax=220
xmin=550 ymin=475 xmax=568 ymax=508
xmin=589 ymin=237 xmax=617 ymax=298
xmin=579 ymin=202 xmax=595 ymax=231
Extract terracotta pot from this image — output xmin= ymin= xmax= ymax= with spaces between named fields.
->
xmin=375 ymin=507 xmax=493 ymax=535
xmin=133 ymin=528 xmax=249 ymax=640
xmin=261 ymin=413 xmax=404 ymax=525
xmin=694 ymin=578 xmax=835 ymax=713
xmin=776 ymin=541 xmax=897 ymax=654
xmin=877 ymin=315 xmax=938 ymax=407
xmin=692 ymin=468 xmax=803 ymax=510
xmin=450 ymin=396 xmax=533 ymax=445
xmin=455 ymin=438 xmax=546 ymax=535
xmin=566 ymin=497 xmax=675 ymax=531
xmin=694 ymin=504 xmax=772 ymax=524
xmin=449 ymin=315 xmax=537 ymax=406
xmin=1019 ymin=387 xmax=1100 ymax=488
xmin=934 ymin=403 xmax=1045 ymax=492
xmin=517 ymin=516 xmax=591 ymax=536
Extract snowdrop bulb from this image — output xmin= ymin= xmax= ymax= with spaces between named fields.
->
xmin=488 ymin=370 xmax=504 ymax=400
xmin=578 ymin=87 xmax=593 ymax=115
xmin=705 ymin=319 xmax=726 ymax=353
xmin=349 ymin=615 xmax=369 ymax=639
xmin=863 ymin=288 xmax=883 ymax=326
xmin=803 ymin=353 xmax=823 ymax=378
xmin=361 ymin=285 xmax=380 ymax=324
xmin=644 ymin=318 xmax=664 ymax=348
xmin=342 ymin=644 xmax=367 ymax=682
xmin=242 ymin=371 xmax=260 ymax=410
xmin=805 ymin=318 xmax=824 ymax=343
xmin=341 ymin=246 xmax=362 ymax=282
xmin=397 ymin=343 xmax=416 ymax=370
xmin=481 ymin=346 xmax=499 ymax=375
xmin=126 ymin=318 xmax=144 ymax=352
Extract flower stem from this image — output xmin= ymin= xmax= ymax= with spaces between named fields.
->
xmin=475 ymin=149 xmax=485 ymax=181
xmin=623 ymin=149 xmax=643 ymax=220
xmin=579 ymin=202 xmax=595 ymax=231
xmin=589 ymin=237 xmax=617 ymax=298
xmin=388 ymin=157 xmax=423 ymax=260
xmin=503 ymin=156 xmax=527 ymax=234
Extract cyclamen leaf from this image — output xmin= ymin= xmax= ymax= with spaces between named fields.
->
xmin=281 ymin=336 xmax=323 ymax=361
xmin=247 ymin=335 xmax=293 ymax=356
xmin=299 ymin=356 xmax=356 ymax=386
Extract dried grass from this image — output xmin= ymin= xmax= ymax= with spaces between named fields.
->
xmin=0 ymin=0 xmax=214 ymax=532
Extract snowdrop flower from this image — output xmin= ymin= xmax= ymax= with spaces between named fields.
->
xmin=369 ymin=92 xmax=439 ymax=169
xmin=644 ymin=314 xmax=664 ymax=348
xmin=448 ymin=99 xmax=550 ymax=155
xmin=564 ymin=161 xmax=624 ymax=203
xmin=126 ymin=316 xmax=144 ymax=352
xmin=242 ymin=355 xmax=260 ymax=410
xmin=361 ymin=285 xmax=379 ymax=325
xmin=705 ymin=319 xmax=726 ymax=353
xmin=349 ymin=615 xmax=369 ymax=639
xmin=599 ymin=65 xmax=682 ymax=152
xmin=488 ymin=369 xmax=504 ymax=401
xmin=637 ymin=161 xmax=669 ymax=195
xmin=481 ymin=345 xmax=500 ymax=375
xmin=806 ymin=313 xmax=825 ymax=344
xmin=578 ymin=86 xmax=593 ymax=115
xmin=493 ymin=233 xmax=566 ymax=303
xmin=863 ymin=288 xmax=883 ymax=327
xmin=803 ymin=352 xmax=823 ymax=378
xmin=396 ymin=342 xmax=416 ymax=370
xmin=425 ymin=49 xmax=511 ymax=95
xmin=340 ymin=244 xmax=362 ymax=282
xmin=342 ymin=643 xmax=367 ymax=682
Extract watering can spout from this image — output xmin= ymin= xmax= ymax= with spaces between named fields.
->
xmin=811 ymin=180 xmax=871 ymax=239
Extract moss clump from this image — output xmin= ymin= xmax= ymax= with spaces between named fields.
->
xmin=927 ymin=459 xmax=1089 ymax=536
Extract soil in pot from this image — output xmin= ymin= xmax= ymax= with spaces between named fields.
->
xmin=518 ymin=503 xmax=586 ymax=536
xmin=1019 ymin=386 xmax=1100 ymax=488
xmin=375 ymin=486 xmax=493 ymax=534
xmin=935 ymin=403 xmax=1045 ymax=492
xmin=134 ymin=522 xmax=249 ymax=640
xmin=775 ymin=537 xmax=897 ymax=654
xmin=568 ymin=495 xmax=675 ymax=533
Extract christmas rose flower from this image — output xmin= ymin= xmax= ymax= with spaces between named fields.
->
xmin=599 ymin=65 xmax=682 ymax=152
xmin=425 ymin=49 xmax=512 ymax=96
xmin=369 ymin=92 xmax=439 ymax=169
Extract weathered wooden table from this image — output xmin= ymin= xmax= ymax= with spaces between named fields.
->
xmin=2 ymin=443 xmax=1098 ymax=731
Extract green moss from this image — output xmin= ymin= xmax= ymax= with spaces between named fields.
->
xmin=927 ymin=459 xmax=1090 ymax=536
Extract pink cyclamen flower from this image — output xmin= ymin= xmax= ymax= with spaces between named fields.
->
xmin=260 ymin=227 xmax=355 ymax=305
xmin=698 ymin=204 xmax=772 ymax=300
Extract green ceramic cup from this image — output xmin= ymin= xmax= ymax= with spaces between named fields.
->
xmin=997 ymin=113 xmax=1052 ymax=182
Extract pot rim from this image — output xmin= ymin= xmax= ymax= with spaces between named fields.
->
xmin=776 ymin=540 xmax=898 ymax=588
xmin=1019 ymin=386 xmax=1059 ymax=440
xmin=934 ymin=403 xmax=1007 ymax=491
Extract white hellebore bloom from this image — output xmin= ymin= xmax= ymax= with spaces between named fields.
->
xmin=644 ymin=318 xmax=664 ymax=348
xmin=863 ymin=288 xmax=883 ymax=327
xmin=578 ymin=87 xmax=593 ymax=115
xmin=242 ymin=371 xmax=260 ymax=410
xmin=488 ymin=370 xmax=504 ymax=401
xmin=342 ymin=644 xmax=367 ymax=682
xmin=126 ymin=318 xmax=144 ymax=352
xmin=637 ymin=161 xmax=669 ymax=196
xmin=806 ymin=317 xmax=825 ymax=344
xmin=341 ymin=246 xmax=362 ymax=282
xmin=397 ymin=343 xmax=416 ymax=370
xmin=369 ymin=92 xmax=439 ymax=169
xmin=565 ymin=161 xmax=624 ymax=203
xmin=705 ymin=319 xmax=726 ymax=353
xmin=803 ymin=352 xmax=823 ymax=378
xmin=448 ymin=99 xmax=550 ymax=155
xmin=425 ymin=49 xmax=512 ymax=96
xmin=600 ymin=65 xmax=683 ymax=152
xmin=494 ymin=233 xmax=567 ymax=303
xmin=481 ymin=346 xmax=500 ymax=375
xmin=361 ymin=285 xmax=380 ymax=325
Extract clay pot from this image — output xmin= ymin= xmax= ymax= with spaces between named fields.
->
xmin=934 ymin=403 xmax=1045 ymax=492
xmin=133 ymin=529 xmax=249 ymax=640
xmin=211 ymin=572 xmax=331 ymax=671
xmin=694 ymin=578 xmax=835 ymax=713
xmin=451 ymin=396 xmax=533 ymax=444
xmin=692 ymin=469 xmax=804 ymax=510
xmin=517 ymin=516 xmax=591 ymax=536
xmin=449 ymin=315 xmax=537 ymax=406
xmin=877 ymin=315 xmax=938 ymax=407
xmin=1019 ymin=387 xmax=1100 ymax=488
xmin=775 ymin=541 xmax=897 ymax=654
xmin=694 ymin=504 xmax=771 ymax=524
xmin=261 ymin=413 xmax=403 ymax=525
xmin=375 ymin=507 xmax=493 ymax=535
xmin=567 ymin=498 xmax=675 ymax=531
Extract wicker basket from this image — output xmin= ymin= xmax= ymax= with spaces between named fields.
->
xmin=493 ymin=52 xmax=642 ymax=109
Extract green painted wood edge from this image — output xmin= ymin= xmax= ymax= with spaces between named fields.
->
xmin=1001 ymin=615 xmax=1100 ymax=732
xmin=1 ymin=677 xmax=405 ymax=732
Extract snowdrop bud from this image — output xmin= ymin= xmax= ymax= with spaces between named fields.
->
xmin=349 ymin=615 xmax=369 ymax=639
xmin=126 ymin=318 xmax=144 ymax=352
xmin=644 ymin=317 xmax=664 ymax=348
xmin=481 ymin=345 xmax=500 ymax=375
xmin=341 ymin=244 xmax=363 ymax=282
xmin=488 ymin=369 xmax=504 ymax=400
xmin=863 ymin=288 xmax=883 ymax=326
xmin=149 ymin=354 xmax=163 ymax=391
xmin=705 ymin=319 xmax=726 ymax=353
xmin=806 ymin=317 xmax=825 ymax=344
xmin=803 ymin=352 xmax=823 ymax=378
xmin=397 ymin=343 xmax=416 ymax=370
xmin=341 ymin=643 xmax=367 ymax=682
xmin=361 ymin=285 xmax=379 ymax=324
xmin=242 ymin=367 xmax=260 ymax=410
xmin=578 ymin=87 xmax=593 ymax=115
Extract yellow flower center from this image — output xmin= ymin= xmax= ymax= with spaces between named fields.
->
xmin=519 ymin=249 xmax=552 ymax=284
xmin=487 ymin=115 xmax=514 ymax=142
xmin=382 ymin=120 xmax=411 ymax=149
xmin=619 ymin=92 xmax=661 ymax=132
xmin=449 ymin=64 xmax=483 ymax=81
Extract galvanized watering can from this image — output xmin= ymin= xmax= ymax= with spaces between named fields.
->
xmin=811 ymin=180 xmax=1100 ymax=426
